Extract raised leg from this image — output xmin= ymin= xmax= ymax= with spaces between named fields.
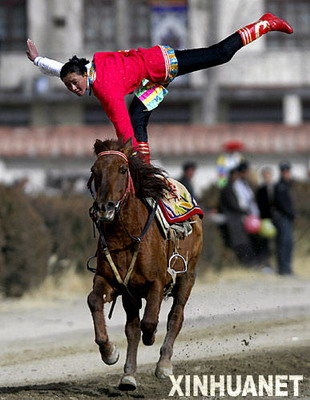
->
xmin=237 ymin=13 xmax=293 ymax=46
xmin=175 ymin=33 xmax=243 ymax=76
xmin=175 ymin=14 xmax=293 ymax=77
xmin=119 ymin=295 xmax=141 ymax=391
xmin=141 ymin=281 xmax=163 ymax=346
xmin=156 ymin=271 xmax=195 ymax=379
xmin=87 ymin=274 xmax=119 ymax=365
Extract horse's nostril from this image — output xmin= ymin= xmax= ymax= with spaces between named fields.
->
xmin=107 ymin=201 xmax=115 ymax=210
xmin=97 ymin=201 xmax=115 ymax=213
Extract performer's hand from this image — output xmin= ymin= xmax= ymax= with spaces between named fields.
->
xmin=26 ymin=38 xmax=39 ymax=61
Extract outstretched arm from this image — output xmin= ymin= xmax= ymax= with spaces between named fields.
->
xmin=26 ymin=38 xmax=39 ymax=61
xmin=26 ymin=38 xmax=64 ymax=77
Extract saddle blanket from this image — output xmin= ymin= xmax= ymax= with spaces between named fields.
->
xmin=159 ymin=177 xmax=204 ymax=224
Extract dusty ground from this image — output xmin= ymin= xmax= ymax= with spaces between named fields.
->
xmin=0 ymin=268 xmax=309 ymax=399
xmin=0 ymin=347 xmax=308 ymax=400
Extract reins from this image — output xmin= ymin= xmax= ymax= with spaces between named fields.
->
xmin=119 ymin=198 xmax=158 ymax=243
xmin=87 ymin=150 xmax=158 ymax=317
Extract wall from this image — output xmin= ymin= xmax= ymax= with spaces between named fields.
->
xmin=0 ymin=0 xmax=308 ymax=126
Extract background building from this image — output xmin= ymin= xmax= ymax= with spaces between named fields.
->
xmin=1 ymin=0 xmax=310 ymax=126
xmin=0 ymin=0 xmax=310 ymax=193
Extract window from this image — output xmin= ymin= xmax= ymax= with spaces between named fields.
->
xmin=302 ymin=101 xmax=310 ymax=121
xmin=84 ymin=104 xmax=110 ymax=125
xmin=84 ymin=0 xmax=151 ymax=51
xmin=84 ymin=102 xmax=191 ymax=124
xmin=0 ymin=106 xmax=30 ymax=126
xmin=84 ymin=0 xmax=116 ymax=51
xmin=0 ymin=0 xmax=27 ymax=51
xmin=128 ymin=0 xmax=150 ymax=48
xmin=228 ymin=101 xmax=283 ymax=123
xmin=150 ymin=103 xmax=191 ymax=123
xmin=266 ymin=0 xmax=310 ymax=48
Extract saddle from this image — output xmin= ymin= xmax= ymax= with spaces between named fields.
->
xmin=145 ymin=177 xmax=204 ymax=240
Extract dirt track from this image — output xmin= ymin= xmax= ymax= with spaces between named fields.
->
xmin=0 ymin=347 xmax=308 ymax=399
xmin=0 ymin=275 xmax=309 ymax=399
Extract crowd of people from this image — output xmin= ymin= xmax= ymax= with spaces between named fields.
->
xmin=179 ymin=153 xmax=295 ymax=276
xmin=218 ymin=160 xmax=295 ymax=275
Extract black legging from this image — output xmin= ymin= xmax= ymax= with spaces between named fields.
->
xmin=129 ymin=33 xmax=243 ymax=142
xmin=129 ymin=96 xmax=152 ymax=142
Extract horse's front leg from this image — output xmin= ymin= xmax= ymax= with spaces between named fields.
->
xmin=87 ymin=274 xmax=119 ymax=365
xmin=141 ymin=281 xmax=163 ymax=346
xmin=118 ymin=295 xmax=141 ymax=391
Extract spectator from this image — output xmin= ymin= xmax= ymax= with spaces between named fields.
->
xmin=219 ymin=167 xmax=257 ymax=266
xmin=256 ymin=167 xmax=275 ymax=270
xmin=256 ymin=167 xmax=274 ymax=219
xmin=216 ymin=141 xmax=245 ymax=188
xmin=179 ymin=161 xmax=197 ymax=198
xmin=273 ymin=161 xmax=295 ymax=275
xmin=234 ymin=161 xmax=260 ymax=217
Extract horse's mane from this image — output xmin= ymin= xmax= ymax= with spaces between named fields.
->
xmin=93 ymin=139 xmax=169 ymax=200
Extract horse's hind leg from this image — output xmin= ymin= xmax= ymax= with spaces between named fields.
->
xmin=87 ymin=274 xmax=119 ymax=365
xmin=118 ymin=295 xmax=141 ymax=391
xmin=156 ymin=272 xmax=195 ymax=379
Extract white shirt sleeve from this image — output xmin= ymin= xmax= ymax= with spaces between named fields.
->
xmin=33 ymin=56 xmax=64 ymax=77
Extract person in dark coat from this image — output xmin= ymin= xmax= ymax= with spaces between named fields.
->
xmin=219 ymin=168 xmax=257 ymax=266
xmin=179 ymin=161 xmax=197 ymax=198
xmin=256 ymin=167 xmax=275 ymax=268
xmin=273 ymin=162 xmax=295 ymax=275
xmin=256 ymin=167 xmax=274 ymax=219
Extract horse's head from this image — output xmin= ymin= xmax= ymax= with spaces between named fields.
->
xmin=88 ymin=139 xmax=134 ymax=222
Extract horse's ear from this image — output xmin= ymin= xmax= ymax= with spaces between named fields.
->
xmin=121 ymin=138 xmax=133 ymax=156
xmin=94 ymin=139 xmax=103 ymax=155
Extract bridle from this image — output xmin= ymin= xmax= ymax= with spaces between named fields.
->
xmin=87 ymin=150 xmax=135 ymax=213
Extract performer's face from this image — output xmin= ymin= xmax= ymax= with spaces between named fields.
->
xmin=62 ymin=72 xmax=88 ymax=96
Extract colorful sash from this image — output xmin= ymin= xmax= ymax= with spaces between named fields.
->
xmin=135 ymin=45 xmax=178 ymax=111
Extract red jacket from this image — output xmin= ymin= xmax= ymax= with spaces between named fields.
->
xmin=92 ymin=46 xmax=167 ymax=146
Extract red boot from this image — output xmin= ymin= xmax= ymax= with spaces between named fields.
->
xmin=135 ymin=142 xmax=151 ymax=164
xmin=237 ymin=13 xmax=293 ymax=46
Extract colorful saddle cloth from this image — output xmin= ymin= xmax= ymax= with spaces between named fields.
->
xmin=159 ymin=178 xmax=204 ymax=224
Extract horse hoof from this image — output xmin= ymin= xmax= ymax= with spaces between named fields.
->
xmin=118 ymin=375 xmax=137 ymax=391
xmin=155 ymin=365 xmax=173 ymax=379
xmin=101 ymin=344 xmax=119 ymax=365
xmin=142 ymin=333 xmax=155 ymax=346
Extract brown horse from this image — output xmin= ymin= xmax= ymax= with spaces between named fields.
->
xmin=87 ymin=139 xmax=203 ymax=390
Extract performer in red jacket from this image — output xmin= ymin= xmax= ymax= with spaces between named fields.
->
xmin=27 ymin=13 xmax=292 ymax=162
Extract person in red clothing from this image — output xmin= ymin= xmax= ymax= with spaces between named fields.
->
xmin=26 ymin=13 xmax=293 ymax=162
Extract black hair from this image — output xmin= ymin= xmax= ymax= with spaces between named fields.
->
xmin=237 ymin=160 xmax=249 ymax=172
xmin=60 ymin=55 xmax=89 ymax=80
xmin=229 ymin=167 xmax=238 ymax=176
xmin=279 ymin=161 xmax=291 ymax=171
xmin=183 ymin=161 xmax=197 ymax=172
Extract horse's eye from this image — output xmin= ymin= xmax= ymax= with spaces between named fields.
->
xmin=120 ymin=164 xmax=128 ymax=174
